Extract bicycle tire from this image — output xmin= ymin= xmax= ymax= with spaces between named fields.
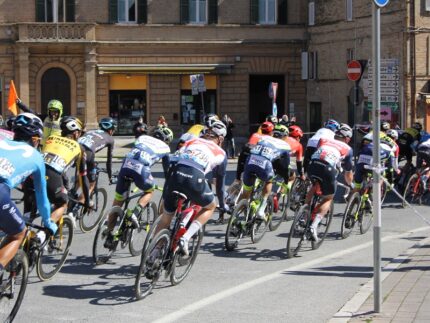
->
xmin=0 ymin=250 xmax=28 ymax=323
xmin=251 ymin=198 xmax=271 ymax=244
xmin=225 ymin=199 xmax=248 ymax=251
xmin=36 ymin=215 xmax=74 ymax=281
xmin=157 ymin=196 xmax=163 ymax=216
xmin=170 ymin=228 xmax=203 ymax=286
xmin=341 ymin=192 xmax=361 ymax=239
xmin=402 ymin=174 xmax=422 ymax=208
xmin=129 ymin=202 xmax=158 ymax=256
xmin=134 ymin=229 xmax=171 ymax=300
xmin=79 ymin=187 xmax=108 ymax=233
xmin=289 ymin=178 xmax=307 ymax=212
xmin=269 ymin=193 xmax=288 ymax=231
xmin=311 ymin=201 xmax=333 ymax=250
xmin=286 ymin=205 xmax=311 ymax=258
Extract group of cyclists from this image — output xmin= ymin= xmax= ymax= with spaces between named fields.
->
xmin=1 ymin=95 xmax=430 ymax=306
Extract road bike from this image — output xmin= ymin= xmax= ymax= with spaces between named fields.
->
xmin=135 ymin=191 xmax=204 ymax=299
xmin=288 ymin=177 xmax=311 ymax=212
xmin=286 ymin=180 xmax=333 ymax=258
xmin=67 ymin=162 xmax=108 ymax=232
xmin=402 ymin=162 xmax=430 ymax=207
xmin=92 ymin=178 xmax=158 ymax=265
xmin=224 ymin=178 xmax=272 ymax=251
xmin=269 ymin=176 xmax=292 ymax=231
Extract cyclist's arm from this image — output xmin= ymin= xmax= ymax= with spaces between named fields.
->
xmin=342 ymin=149 xmax=354 ymax=186
xmin=16 ymin=99 xmax=35 ymax=114
xmin=214 ymin=156 xmax=228 ymax=210
xmin=161 ymin=154 xmax=170 ymax=178
xmin=106 ymin=137 xmax=114 ymax=179
xmin=32 ymin=157 xmax=52 ymax=225
xmin=78 ymin=146 xmax=90 ymax=205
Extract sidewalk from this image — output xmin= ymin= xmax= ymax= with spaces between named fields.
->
xmin=330 ymin=237 xmax=430 ymax=323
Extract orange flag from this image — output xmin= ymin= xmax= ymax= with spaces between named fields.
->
xmin=7 ymin=80 xmax=19 ymax=116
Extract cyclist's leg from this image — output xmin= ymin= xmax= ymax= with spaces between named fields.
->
xmin=78 ymin=149 xmax=96 ymax=203
xmin=46 ymin=168 xmax=68 ymax=223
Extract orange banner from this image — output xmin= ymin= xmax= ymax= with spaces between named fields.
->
xmin=7 ymin=80 xmax=19 ymax=116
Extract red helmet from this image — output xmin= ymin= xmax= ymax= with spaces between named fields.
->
xmin=261 ymin=121 xmax=274 ymax=134
xmin=289 ymin=125 xmax=303 ymax=138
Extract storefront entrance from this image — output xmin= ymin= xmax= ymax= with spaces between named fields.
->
xmin=109 ymin=90 xmax=146 ymax=135
xmin=41 ymin=68 xmax=71 ymax=117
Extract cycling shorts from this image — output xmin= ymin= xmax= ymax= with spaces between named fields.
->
xmin=84 ymin=148 xmax=97 ymax=182
xmin=115 ymin=158 xmax=154 ymax=201
xmin=304 ymin=146 xmax=317 ymax=173
xmin=163 ymin=163 xmax=214 ymax=214
xmin=353 ymin=163 xmax=372 ymax=188
xmin=46 ymin=167 xmax=69 ymax=208
xmin=242 ymin=155 xmax=274 ymax=189
xmin=0 ymin=183 xmax=26 ymax=235
xmin=307 ymin=159 xmax=337 ymax=196
xmin=398 ymin=137 xmax=414 ymax=162
xmin=417 ymin=147 xmax=430 ymax=168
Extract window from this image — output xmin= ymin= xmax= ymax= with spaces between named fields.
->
xmin=347 ymin=48 xmax=355 ymax=62
xmin=118 ymin=0 xmax=136 ymax=23
xmin=301 ymin=51 xmax=318 ymax=80
xmin=258 ymin=0 xmax=276 ymax=24
xmin=181 ymin=0 xmax=217 ymax=24
xmin=309 ymin=102 xmax=322 ymax=133
xmin=36 ymin=0 xmax=75 ymax=22
xmin=308 ymin=1 xmax=315 ymax=26
xmin=346 ymin=0 xmax=353 ymax=21
xmin=109 ymin=0 xmax=147 ymax=24
xmin=250 ymin=0 xmax=287 ymax=25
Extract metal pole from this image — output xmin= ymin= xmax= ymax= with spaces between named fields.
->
xmin=372 ymin=3 xmax=382 ymax=313
xmin=354 ymin=80 xmax=359 ymax=163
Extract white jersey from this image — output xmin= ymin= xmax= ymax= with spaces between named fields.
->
xmin=178 ymin=137 xmax=226 ymax=174
xmin=307 ymin=128 xmax=335 ymax=148
xmin=418 ymin=138 xmax=430 ymax=149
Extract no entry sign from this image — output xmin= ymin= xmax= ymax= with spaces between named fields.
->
xmin=347 ymin=60 xmax=362 ymax=82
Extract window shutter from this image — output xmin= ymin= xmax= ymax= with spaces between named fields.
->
xmin=250 ymin=0 xmax=259 ymax=24
xmin=208 ymin=0 xmax=218 ymax=24
xmin=109 ymin=0 xmax=118 ymax=23
xmin=36 ymin=0 xmax=45 ymax=22
xmin=180 ymin=0 xmax=189 ymax=24
xmin=138 ymin=0 xmax=147 ymax=23
xmin=278 ymin=0 xmax=287 ymax=25
xmin=66 ymin=0 xmax=75 ymax=22
xmin=308 ymin=1 xmax=315 ymax=26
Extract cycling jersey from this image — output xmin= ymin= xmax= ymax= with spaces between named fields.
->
xmin=130 ymin=135 xmax=171 ymax=171
xmin=249 ymin=136 xmax=291 ymax=162
xmin=0 ymin=138 xmax=51 ymax=229
xmin=42 ymin=117 xmax=62 ymax=146
xmin=362 ymin=131 xmax=399 ymax=170
xmin=0 ymin=129 xmax=14 ymax=140
xmin=311 ymin=138 xmax=353 ymax=171
xmin=284 ymin=136 xmax=303 ymax=161
xmin=306 ymin=128 xmax=336 ymax=149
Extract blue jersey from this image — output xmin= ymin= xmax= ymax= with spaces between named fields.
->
xmin=250 ymin=136 xmax=290 ymax=162
xmin=0 ymin=138 xmax=51 ymax=224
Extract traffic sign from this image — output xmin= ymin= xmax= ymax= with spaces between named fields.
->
xmin=373 ymin=0 xmax=389 ymax=7
xmin=347 ymin=60 xmax=362 ymax=81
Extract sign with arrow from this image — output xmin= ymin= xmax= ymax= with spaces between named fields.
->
xmin=380 ymin=107 xmax=392 ymax=120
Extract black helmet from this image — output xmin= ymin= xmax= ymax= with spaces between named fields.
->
xmin=6 ymin=116 xmax=16 ymax=131
xmin=265 ymin=114 xmax=278 ymax=125
xmin=60 ymin=116 xmax=84 ymax=135
xmin=99 ymin=117 xmax=117 ymax=131
xmin=203 ymin=113 xmax=219 ymax=127
xmin=13 ymin=113 xmax=43 ymax=140
xmin=381 ymin=121 xmax=390 ymax=131
xmin=412 ymin=122 xmax=423 ymax=131
xmin=335 ymin=123 xmax=353 ymax=139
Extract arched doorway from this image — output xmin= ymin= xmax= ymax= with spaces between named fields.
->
xmin=41 ymin=68 xmax=71 ymax=117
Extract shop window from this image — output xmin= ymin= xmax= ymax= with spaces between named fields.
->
xmin=36 ymin=0 xmax=75 ymax=22
xmin=180 ymin=90 xmax=216 ymax=125
xmin=109 ymin=90 xmax=146 ymax=135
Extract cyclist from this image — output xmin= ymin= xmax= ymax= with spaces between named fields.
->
xmin=0 ymin=113 xmax=57 ymax=275
xmin=78 ymin=117 xmax=116 ymax=197
xmin=305 ymin=123 xmax=353 ymax=241
xmin=416 ymin=134 xmax=430 ymax=190
xmin=154 ymin=121 xmax=227 ymax=256
xmin=304 ymin=119 xmax=340 ymax=172
xmin=176 ymin=113 xmax=219 ymax=150
xmin=398 ymin=122 xmax=422 ymax=168
xmin=42 ymin=116 xmax=90 ymax=224
xmin=240 ymin=125 xmax=291 ymax=220
xmin=42 ymin=99 xmax=64 ymax=146
xmin=104 ymin=126 xmax=173 ymax=248
xmin=286 ymin=125 xmax=305 ymax=180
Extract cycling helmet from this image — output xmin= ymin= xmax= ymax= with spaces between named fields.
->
xmin=386 ymin=129 xmax=398 ymax=141
xmin=152 ymin=126 xmax=174 ymax=144
xmin=412 ymin=122 xmax=423 ymax=131
xmin=47 ymin=99 xmax=63 ymax=112
xmin=324 ymin=119 xmax=340 ymax=132
xmin=209 ymin=120 xmax=227 ymax=138
xmin=265 ymin=114 xmax=278 ymax=125
xmin=99 ymin=117 xmax=117 ymax=131
xmin=261 ymin=121 xmax=274 ymax=134
xmin=60 ymin=116 xmax=84 ymax=135
xmin=273 ymin=124 xmax=289 ymax=138
xmin=289 ymin=125 xmax=304 ymax=139
xmin=279 ymin=114 xmax=289 ymax=126
xmin=13 ymin=113 xmax=43 ymax=139
xmin=6 ymin=116 xmax=16 ymax=131
xmin=335 ymin=123 xmax=353 ymax=139
xmin=203 ymin=113 xmax=219 ymax=127
xmin=381 ymin=121 xmax=390 ymax=131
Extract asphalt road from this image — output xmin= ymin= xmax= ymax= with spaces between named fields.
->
xmin=12 ymin=162 xmax=430 ymax=323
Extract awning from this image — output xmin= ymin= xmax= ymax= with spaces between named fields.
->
xmin=97 ymin=63 xmax=233 ymax=75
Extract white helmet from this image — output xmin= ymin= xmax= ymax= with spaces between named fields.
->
xmin=386 ymin=129 xmax=398 ymax=141
xmin=205 ymin=120 xmax=227 ymax=138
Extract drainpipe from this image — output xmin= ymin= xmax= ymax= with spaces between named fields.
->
xmin=410 ymin=0 xmax=416 ymax=123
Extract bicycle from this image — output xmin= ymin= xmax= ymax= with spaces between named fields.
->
xmin=224 ymin=178 xmax=272 ymax=251
xmin=341 ymin=166 xmax=374 ymax=239
xmin=288 ymin=177 xmax=311 ymax=212
xmin=67 ymin=162 xmax=108 ymax=233
xmin=402 ymin=162 xmax=430 ymax=208
xmin=286 ymin=179 xmax=333 ymax=258
xmin=135 ymin=191 xmax=204 ymax=299
xmin=269 ymin=176 xmax=292 ymax=231
xmin=92 ymin=178 xmax=158 ymax=265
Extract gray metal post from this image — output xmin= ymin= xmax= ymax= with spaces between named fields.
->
xmin=372 ymin=3 xmax=382 ymax=312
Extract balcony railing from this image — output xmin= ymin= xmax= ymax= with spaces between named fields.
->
xmin=18 ymin=23 xmax=95 ymax=42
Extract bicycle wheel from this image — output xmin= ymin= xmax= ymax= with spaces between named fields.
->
xmin=93 ymin=207 xmax=122 ymax=265
xmin=286 ymin=205 xmax=311 ymax=258
xmin=129 ymin=202 xmax=157 ymax=257
xmin=360 ymin=198 xmax=373 ymax=234
xmin=135 ymin=229 xmax=171 ymax=300
xmin=79 ymin=187 xmax=108 ymax=233
xmin=289 ymin=178 xmax=307 ymax=212
xmin=0 ymin=250 xmax=28 ymax=322
xmin=170 ymin=228 xmax=203 ymax=286
xmin=311 ymin=202 xmax=333 ymax=250
xmin=402 ymin=174 xmax=423 ymax=208
xmin=341 ymin=192 xmax=361 ymax=239
xmin=36 ymin=215 xmax=74 ymax=281
xmin=269 ymin=192 xmax=288 ymax=231
xmin=251 ymin=198 xmax=271 ymax=244
xmin=225 ymin=199 xmax=248 ymax=251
